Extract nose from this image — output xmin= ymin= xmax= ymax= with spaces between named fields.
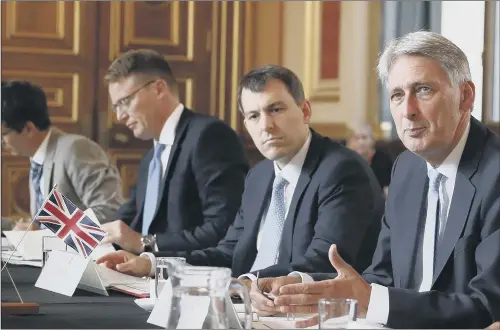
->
xmin=115 ymin=108 xmax=128 ymax=123
xmin=401 ymin=94 xmax=418 ymax=120
xmin=259 ymin=112 xmax=275 ymax=132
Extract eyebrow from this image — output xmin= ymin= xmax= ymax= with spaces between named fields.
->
xmin=244 ymin=101 xmax=287 ymax=114
xmin=389 ymin=80 xmax=435 ymax=94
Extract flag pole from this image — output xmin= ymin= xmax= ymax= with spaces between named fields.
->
xmin=1 ymin=184 xmax=58 ymax=272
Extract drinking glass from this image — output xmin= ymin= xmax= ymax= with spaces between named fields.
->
xmin=318 ymin=298 xmax=357 ymax=329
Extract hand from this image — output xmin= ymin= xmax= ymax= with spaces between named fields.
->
xmin=487 ymin=322 xmax=500 ymax=329
xmin=101 ymin=220 xmax=144 ymax=254
xmin=274 ymin=244 xmax=371 ymax=328
xmin=250 ymin=276 xmax=300 ymax=317
xmin=95 ymin=250 xmax=152 ymax=277
xmin=13 ymin=219 xmax=40 ymax=231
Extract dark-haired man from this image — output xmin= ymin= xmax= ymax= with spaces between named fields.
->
xmin=1 ymin=80 xmax=124 ymax=230
xmin=97 ymin=64 xmax=384 ymax=282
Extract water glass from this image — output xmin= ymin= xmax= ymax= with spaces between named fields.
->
xmin=318 ymin=298 xmax=357 ymax=329
xmin=154 ymin=257 xmax=186 ymax=299
xmin=42 ymin=236 xmax=67 ymax=267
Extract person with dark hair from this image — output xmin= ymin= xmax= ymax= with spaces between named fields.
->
xmin=1 ymin=80 xmax=124 ymax=229
xmin=100 ymin=49 xmax=249 ymax=255
xmin=97 ymin=64 xmax=384 ymax=285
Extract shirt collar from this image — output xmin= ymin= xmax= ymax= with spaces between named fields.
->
xmin=31 ymin=128 xmax=52 ymax=165
xmin=427 ymin=121 xmax=470 ymax=179
xmin=155 ymin=103 xmax=184 ymax=147
xmin=273 ymin=131 xmax=312 ymax=187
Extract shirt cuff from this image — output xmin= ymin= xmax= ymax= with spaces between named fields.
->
xmin=366 ymin=283 xmax=389 ymax=326
xmin=287 ymin=271 xmax=313 ymax=283
xmin=238 ymin=273 xmax=257 ymax=281
xmin=139 ymin=252 xmax=156 ymax=277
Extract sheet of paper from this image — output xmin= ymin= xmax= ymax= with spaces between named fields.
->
xmin=90 ymin=243 xmax=115 ymax=261
xmin=35 ymin=250 xmax=89 ymax=296
xmin=3 ymin=229 xmax=55 ymax=260
xmin=175 ymin=296 xmax=211 ymax=329
xmin=147 ymin=279 xmax=173 ymax=327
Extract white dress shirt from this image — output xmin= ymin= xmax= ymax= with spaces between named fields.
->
xmin=366 ymin=122 xmax=471 ymax=325
xmin=30 ymin=129 xmax=52 ymax=197
xmin=239 ymin=132 xmax=312 ymax=281
xmin=156 ymin=103 xmax=184 ymax=178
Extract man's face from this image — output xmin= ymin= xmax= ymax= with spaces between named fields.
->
xmin=387 ymin=55 xmax=474 ymax=161
xmin=1 ymin=123 xmax=31 ymax=156
xmin=241 ymin=79 xmax=311 ymax=164
xmin=108 ymin=76 xmax=160 ymax=140
xmin=349 ymin=128 xmax=373 ymax=156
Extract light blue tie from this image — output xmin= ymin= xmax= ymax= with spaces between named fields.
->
xmin=250 ymin=175 xmax=288 ymax=271
xmin=142 ymin=143 xmax=166 ymax=235
xmin=30 ymin=161 xmax=43 ymax=211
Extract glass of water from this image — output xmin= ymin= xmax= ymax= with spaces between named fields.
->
xmin=154 ymin=257 xmax=186 ymax=299
xmin=318 ymin=298 xmax=357 ymax=329
xmin=42 ymin=236 xmax=67 ymax=267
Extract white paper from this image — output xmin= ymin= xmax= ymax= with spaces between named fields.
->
xmin=79 ymin=260 xmax=108 ymax=296
xmin=95 ymin=263 xmax=148 ymax=286
xmin=35 ymin=250 xmax=90 ymax=296
xmin=147 ymin=279 xmax=173 ymax=327
xmin=175 ymin=296 xmax=211 ymax=329
xmin=3 ymin=229 xmax=55 ymax=260
xmin=90 ymin=243 xmax=116 ymax=261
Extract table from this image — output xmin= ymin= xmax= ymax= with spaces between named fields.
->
xmin=1 ymin=265 xmax=160 ymax=329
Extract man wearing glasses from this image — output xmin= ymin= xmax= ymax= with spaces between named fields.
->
xmin=1 ymin=81 xmax=124 ymax=230
xmin=101 ymin=49 xmax=249 ymax=255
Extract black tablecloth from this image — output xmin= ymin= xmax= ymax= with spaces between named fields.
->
xmin=1 ymin=265 xmax=161 ymax=329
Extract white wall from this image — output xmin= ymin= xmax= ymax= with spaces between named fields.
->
xmin=441 ymin=1 xmax=485 ymax=120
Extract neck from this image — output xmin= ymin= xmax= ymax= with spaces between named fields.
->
xmin=29 ymin=129 xmax=49 ymax=157
xmin=424 ymin=116 xmax=469 ymax=167
xmin=153 ymin=100 xmax=181 ymax=141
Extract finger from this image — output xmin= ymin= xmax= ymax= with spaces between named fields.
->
xmin=95 ymin=252 xmax=122 ymax=264
xmin=279 ymin=304 xmax=318 ymax=314
xmin=250 ymin=291 xmax=278 ymax=313
xmin=274 ymin=293 xmax=323 ymax=306
xmin=116 ymin=259 xmax=139 ymax=275
xmin=279 ymin=281 xmax=329 ymax=295
xmin=102 ymin=261 xmax=116 ymax=269
xmin=255 ymin=308 xmax=278 ymax=317
xmin=329 ymin=244 xmax=354 ymax=276
xmin=295 ymin=314 xmax=319 ymax=328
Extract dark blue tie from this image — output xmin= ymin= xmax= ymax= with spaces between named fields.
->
xmin=30 ymin=161 xmax=43 ymax=211
xmin=142 ymin=144 xmax=166 ymax=235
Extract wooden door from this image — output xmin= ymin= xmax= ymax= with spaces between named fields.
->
xmin=1 ymin=1 xmax=99 ymax=218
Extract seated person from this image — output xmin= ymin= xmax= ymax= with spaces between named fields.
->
xmin=346 ymin=122 xmax=393 ymax=194
xmin=97 ymin=64 xmax=385 ymax=282
xmin=1 ymin=81 xmax=124 ymax=230
xmin=250 ymin=31 xmax=500 ymax=329
xmin=101 ymin=49 xmax=249 ymax=254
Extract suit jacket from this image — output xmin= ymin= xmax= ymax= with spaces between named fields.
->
xmin=156 ymin=130 xmax=385 ymax=277
xmin=117 ymin=108 xmax=249 ymax=252
xmin=312 ymin=118 xmax=500 ymax=328
xmin=30 ymin=127 xmax=124 ymax=223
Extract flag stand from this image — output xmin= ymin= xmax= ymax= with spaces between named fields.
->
xmin=1 ymin=302 xmax=39 ymax=315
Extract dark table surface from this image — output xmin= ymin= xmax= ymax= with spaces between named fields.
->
xmin=1 ymin=265 xmax=161 ymax=329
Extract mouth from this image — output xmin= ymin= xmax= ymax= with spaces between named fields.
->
xmin=127 ymin=122 xmax=137 ymax=130
xmin=263 ymin=137 xmax=283 ymax=145
xmin=405 ymin=127 xmax=427 ymax=138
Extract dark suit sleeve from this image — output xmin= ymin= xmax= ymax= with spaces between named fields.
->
xmin=155 ymin=121 xmax=248 ymax=251
xmin=116 ymin=185 xmax=138 ymax=226
xmin=257 ymin=155 xmax=383 ymax=278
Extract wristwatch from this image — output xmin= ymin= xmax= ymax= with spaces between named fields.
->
xmin=141 ymin=234 xmax=156 ymax=252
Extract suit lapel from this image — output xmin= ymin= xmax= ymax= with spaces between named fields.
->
xmin=152 ymin=109 xmax=193 ymax=220
xmin=395 ymin=160 xmax=427 ymax=288
xmin=42 ymin=128 xmax=60 ymax=196
xmin=279 ymin=131 xmax=322 ymax=262
xmin=432 ymin=119 xmax=483 ymax=285
xmin=236 ymin=162 xmax=274 ymax=274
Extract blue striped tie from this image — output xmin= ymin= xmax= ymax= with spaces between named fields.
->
xmin=142 ymin=144 xmax=166 ymax=235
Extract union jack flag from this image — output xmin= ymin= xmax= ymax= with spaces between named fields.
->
xmin=36 ymin=190 xmax=107 ymax=258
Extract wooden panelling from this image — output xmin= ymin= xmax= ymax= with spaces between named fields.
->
xmin=107 ymin=149 xmax=144 ymax=199
xmin=2 ymin=1 xmax=79 ymax=55
xmin=1 ymin=153 xmax=31 ymax=218
xmin=320 ymin=2 xmax=341 ymax=80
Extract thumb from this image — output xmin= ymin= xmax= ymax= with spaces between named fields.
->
xmin=116 ymin=259 xmax=136 ymax=274
xmin=329 ymin=244 xmax=353 ymax=276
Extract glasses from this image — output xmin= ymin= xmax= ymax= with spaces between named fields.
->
xmin=111 ymin=80 xmax=156 ymax=114
xmin=318 ymin=298 xmax=357 ymax=329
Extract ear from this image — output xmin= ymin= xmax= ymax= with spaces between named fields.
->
xmin=301 ymin=100 xmax=312 ymax=124
xmin=24 ymin=121 xmax=36 ymax=136
xmin=460 ymin=81 xmax=475 ymax=113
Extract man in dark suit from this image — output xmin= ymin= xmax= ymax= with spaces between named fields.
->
xmin=97 ymin=65 xmax=384 ymax=281
xmin=101 ymin=49 xmax=249 ymax=254
xmin=254 ymin=31 xmax=500 ymax=329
